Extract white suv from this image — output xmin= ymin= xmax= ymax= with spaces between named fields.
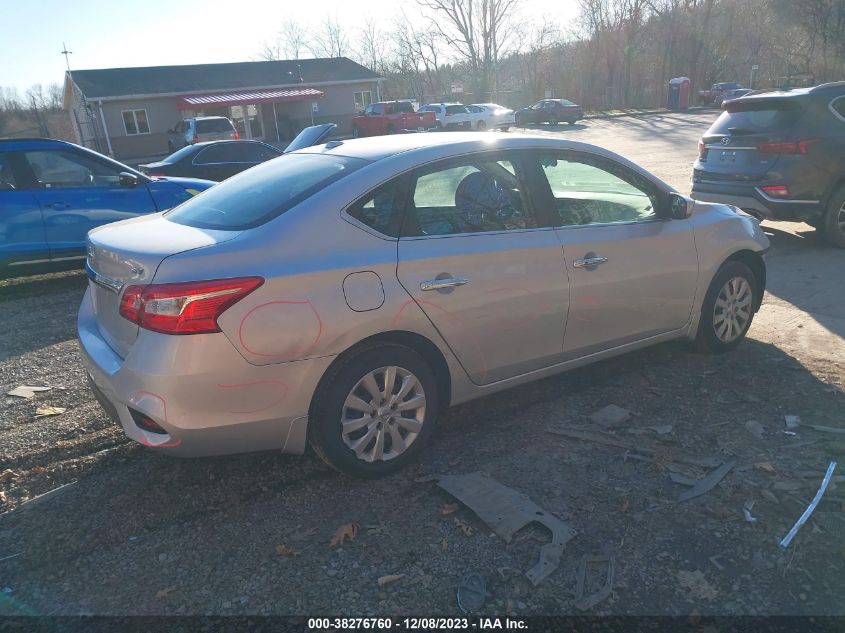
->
xmin=168 ymin=116 xmax=238 ymax=152
xmin=418 ymin=103 xmax=473 ymax=129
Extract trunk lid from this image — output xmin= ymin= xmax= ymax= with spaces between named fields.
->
xmin=86 ymin=213 xmax=241 ymax=358
xmin=697 ymin=97 xmax=804 ymax=182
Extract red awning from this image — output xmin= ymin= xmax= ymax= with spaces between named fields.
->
xmin=177 ymin=87 xmax=324 ymax=109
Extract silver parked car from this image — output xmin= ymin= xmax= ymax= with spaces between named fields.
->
xmin=79 ymin=133 xmax=769 ymax=477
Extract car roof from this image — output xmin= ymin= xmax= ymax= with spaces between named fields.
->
xmin=738 ymin=82 xmax=845 ymax=101
xmin=190 ymin=116 xmax=231 ymax=121
xmin=295 ymin=131 xmax=672 ymax=189
xmin=0 ymin=137 xmax=79 ymax=151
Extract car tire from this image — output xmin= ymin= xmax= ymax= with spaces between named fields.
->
xmin=548 ymin=115 xmax=558 ymax=126
xmin=167 ymin=140 xmax=175 ymax=153
xmin=822 ymin=185 xmax=845 ymax=248
xmin=308 ymin=343 xmax=439 ymax=478
xmin=499 ymin=126 xmax=510 ymax=132
xmin=515 ymin=114 xmax=523 ymax=127
xmin=695 ymin=261 xmax=758 ymax=354
xmin=386 ymin=125 xmax=396 ymax=135
xmin=477 ymin=120 xmax=487 ymax=131
xmin=351 ymin=126 xmax=361 ymax=138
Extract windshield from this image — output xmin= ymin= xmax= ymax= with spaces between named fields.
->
xmin=161 ymin=145 xmax=197 ymax=163
xmin=166 ymin=153 xmax=367 ymax=230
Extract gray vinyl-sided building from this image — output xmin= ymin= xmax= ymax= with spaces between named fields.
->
xmin=63 ymin=57 xmax=384 ymax=160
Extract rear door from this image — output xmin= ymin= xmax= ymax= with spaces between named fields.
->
xmin=529 ymin=150 xmax=698 ymax=357
xmin=0 ymin=151 xmax=49 ymax=270
xmin=22 ymin=148 xmax=156 ymax=262
xmin=396 ymin=151 xmax=569 ymax=385
xmin=697 ymin=98 xmax=804 ymax=182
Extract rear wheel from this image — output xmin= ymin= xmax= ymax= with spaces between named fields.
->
xmin=822 ymin=185 xmax=845 ymax=248
xmin=548 ymin=115 xmax=558 ymax=126
xmin=695 ymin=261 xmax=758 ymax=353
xmin=386 ymin=125 xmax=396 ymax=135
xmin=167 ymin=140 xmax=175 ymax=153
xmin=515 ymin=114 xmax=523 ymax=127
xmin=309 ymin=344 xmax=439 ymax=478
xmin=477 ymin=120 xmax=487 ymax=131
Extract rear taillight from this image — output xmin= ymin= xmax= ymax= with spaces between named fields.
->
xmin=760 ymin=185 xmax=791 ymax=198
xmin=757 ymin=139 xmax=816 ymax=154
xmin=191 ymin=134 xmax=199 ymax=144
xmin=233 ymin=130 xmax=240 ymax=140
xmin=119 ymin=277 xmax=264 ymax=335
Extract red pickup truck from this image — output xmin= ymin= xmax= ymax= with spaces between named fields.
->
xmin=351 ymin=101 xmax=437 ymax=137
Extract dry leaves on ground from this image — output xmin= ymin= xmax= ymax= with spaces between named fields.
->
xmin=0 ymin=470 xmax=22 ymax=483
xmin=330 ymin=522 xmax=359 ymax=547
xmin=677 ymin=570 xmax=719 ymax=601
xmin=35 ymin=406 xmax=66 ymax=417
xmin=377 ymin=574 xmax=404 ymax=587
xmin=275 ymin=544 xmax=301 ymax=557
xmin=454 ymin=518 xmax=475 ymax=536
xmin=754 ymin=462 xmax=776 ymax=475
xmin=155 ymin=587 xmax=176 ymax=599
xmin=440 ymin=503 xmax=460 ymax=516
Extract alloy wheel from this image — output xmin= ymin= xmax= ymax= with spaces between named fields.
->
xmin=341 ymin=366 xmax=426 ymax=463
xmin=712 ymin=276 xmax=753 ymax=343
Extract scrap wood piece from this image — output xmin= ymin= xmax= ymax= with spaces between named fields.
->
xmin=780 ymin=461 xmax=837 ymax=549
xmin=676 ymin=460 xmax=736 ymax=502
xmin=435 ymin=472 xmax=576 ymax=586
xmin=574 ymin=553 xmax=616 ymax=611
xmin=547 ymin=427 xmax=721 ymax=468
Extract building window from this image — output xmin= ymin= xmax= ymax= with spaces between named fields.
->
xmin=122 ymin=109 xmax=150 ymax=135
xmin=354 ymin=91 xmax=373 ymax=112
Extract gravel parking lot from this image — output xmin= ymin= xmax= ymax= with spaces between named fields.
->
xmin=2 ymin=111 xmax=844 ymax=617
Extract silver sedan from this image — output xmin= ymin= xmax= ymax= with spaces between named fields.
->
xmin=79 ymin=133 xmax=769 ymax=477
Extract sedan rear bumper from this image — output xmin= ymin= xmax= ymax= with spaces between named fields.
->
xmin=77 ymin=287 xmax=333 ymax=457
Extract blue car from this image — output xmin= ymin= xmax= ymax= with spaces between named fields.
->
xmin=0 ymin=138 xmax=214 ymax=277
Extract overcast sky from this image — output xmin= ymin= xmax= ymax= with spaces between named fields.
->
xmin=0 ymin=0 xmax=580 ymax=94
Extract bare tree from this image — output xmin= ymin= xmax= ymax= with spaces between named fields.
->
xmin=356 ymin=17 xmax=389 ymax=73
xmin=416 ymin=0 xmax=523 ymax=96
xmin=260 ymin=19 xmax=308 ymax=60
xmin=309 ymin=15 xmax=349 ymax=58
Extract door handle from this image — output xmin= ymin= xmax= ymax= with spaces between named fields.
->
xmin=573 ymin=256 xmax=609 ymax=268
xmin=46 ymin=202 xmax=71 ymax=210
xmin=420 ymin=277 xmax=469 ymax=291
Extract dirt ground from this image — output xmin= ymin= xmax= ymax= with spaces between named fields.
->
xmin=1 ymin=111 xmax=844 ymax=617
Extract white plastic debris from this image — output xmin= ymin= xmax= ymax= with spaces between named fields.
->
xmin=7 ymin=386 xmax=52 ymax=399
xmin=780 ymin=461 xmax=837 ymax=548
xmin=743 ymin=499 xmax=758 ymax=523
xmin=784 ymin=415 xmax=801 ymax=430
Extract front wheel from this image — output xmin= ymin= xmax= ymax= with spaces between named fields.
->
xmin=309 ymin=344 xmax=439 ymax=478
xmin=167 ymin=140 xmax=175 ymax=153
xmin=477 ymin=120 xmax=487 ymax=131
xmin=548 ymin=115 xmax=558 ymax=126
xmin=351 ymin=126 xmax=361 ymax=138
xmin=822 ymin=185 xmax=845 ymax=248
xmin=695 ymin=261 xmax=758 ymax=353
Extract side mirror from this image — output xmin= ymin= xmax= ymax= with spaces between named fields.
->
xmin=669 ymin=192 xmax=694 ymax=219
xmin=119 ymin=172 xmax=140 ymax=188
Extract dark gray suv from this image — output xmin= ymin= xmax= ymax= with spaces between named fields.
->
xmin=692 ymin=82 xmax=845 ymax=247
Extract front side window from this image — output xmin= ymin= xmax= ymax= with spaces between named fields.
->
xmin=166 ymin=153 xmax=366 ymax=230
xmin=405 ymin=156 xmax=537 ymax=236
xmin=193 ymin=144 xmax=234 ymax=164
xmin=22 ymin=150 xmax=121 ymax=189
xmin=0 ymin=154 xmax=17 ymax=190
xmin=445 ymin=105 xmax=468 ymax=115
xmin=535 ymin=152 xmax=658 ymax=226
xmin=122 ymin=109 xmax=150 ymax=135
xmin=347 ymin=179 xmax=404 ymax=237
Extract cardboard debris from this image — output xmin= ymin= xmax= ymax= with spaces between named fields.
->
xmin=35 ymin=406 xmax=66 ymax=417
xmin=674 ymin=460 xmax=736 ymax=502
xmin=7 ymin=386 xmax=52 ymax=399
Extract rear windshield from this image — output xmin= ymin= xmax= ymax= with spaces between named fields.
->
xmin=710 ymin=100 xmax=802 ymax=134
xmin=165 ymin=153 xmax=367 ymax=230
xmin=393 ymin=102 xmax=415 ymax=113
xmin=445 ymin=105 xmax=467 ymax=114
xmin=196 ymin=118 xmax=234 ymax=133
xmin=162 ymin=145 xmax=197 ymax=163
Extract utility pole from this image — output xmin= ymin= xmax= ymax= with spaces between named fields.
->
xmin=62 ymin=42 xmax=85 ymax=144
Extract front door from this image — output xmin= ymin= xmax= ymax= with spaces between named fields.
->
xmin=529 ymin=150 xmax=699 ymax=357
xmin=396 ymin=153 xmax=570 ymax=385
xmin=20 ymin=148 xmax=156 ymax=262
xmin=0 ymin=152 xmax=49 ymax=270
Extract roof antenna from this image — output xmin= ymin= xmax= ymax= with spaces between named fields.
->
xmin=61 ymin=42 xmax=73 ymax=73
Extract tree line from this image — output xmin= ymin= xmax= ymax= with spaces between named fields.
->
xmin=260 ymin=0 xmax=845 ymax=109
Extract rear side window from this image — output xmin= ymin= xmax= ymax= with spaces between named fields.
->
xmin=347 ymin=179 xmax=404 ymax=237
xmin=166 ymin=153 xmax=367 ymax=230
xmin=831 ymin=97 xmax=845 ymax=121
xmin=710 ymin=100 xmax=802 ymax=134
xmin=196 ymin=118 xmax=234 ymax=134
xmin=445 ymin=105 xmax=467 ymax=115
xmin=394 ymin=102 xmax=415 ymax=114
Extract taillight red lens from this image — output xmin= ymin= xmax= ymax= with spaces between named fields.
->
xmin=119 ymin=277 xmax=264 ymax=335
xmin=761 ymin=185 xmax=791 ymax=198
xmin=191 ymin=134 xmax=199 ymax=144
xmin=698 ymin=140 xmax=705 ymax=155
xmin=757 ymin=139 xmax=816 ymax=154
xmin=233 ymin=130 xmax=240 ymax=140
